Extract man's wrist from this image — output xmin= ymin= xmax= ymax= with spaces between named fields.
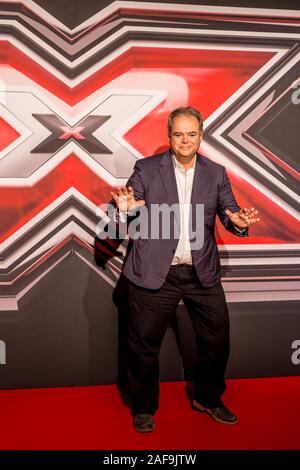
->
xmin=114 ymin=207 xmax=137 ymax=223
xmin=233 ymin=224 xmax=247 ymax=233
xmin=114 ymin=208 xmax=128 ymax=223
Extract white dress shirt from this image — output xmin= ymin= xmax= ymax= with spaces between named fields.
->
xmin=171 ymin=155 xmax=196 ymax=265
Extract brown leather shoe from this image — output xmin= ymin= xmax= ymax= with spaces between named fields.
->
xmin=192 ymin=399 xmax=238 ymax=424
xmin=134 ymin=414 xmax=155 ymax=433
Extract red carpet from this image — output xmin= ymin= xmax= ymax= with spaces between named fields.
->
xmin=0 ymin=377 xmax=299 ymax=450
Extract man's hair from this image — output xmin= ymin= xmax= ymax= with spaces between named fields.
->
xmin=167 ymin=107 xmax=203 ymax=136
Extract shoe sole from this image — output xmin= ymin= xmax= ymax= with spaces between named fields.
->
xmin=134 ymin=424 xmax=155 ymax=433
xmin=192 ymin=399 xmax=239 ymax=425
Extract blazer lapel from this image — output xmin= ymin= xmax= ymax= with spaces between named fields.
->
xmin=159 ymin=151 xmax=180 ymax=225
xmin=191 ymin=153 xmax=209 ymax=205
xmin=190 ymin=153 xmax=209 ymax=234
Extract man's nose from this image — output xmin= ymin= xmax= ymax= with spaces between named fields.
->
xmin=182 ymin=134 xmax=188 ymax=143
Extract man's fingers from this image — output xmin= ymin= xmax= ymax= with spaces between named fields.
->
xmin=225 ymin=207 xmax=260 ymax=227
xmin=242 ymin=207 xmax=258 ymax=215
xmin=112 ymin=186 xmax=128 ymax=198
xmin=112 ymin=186 xmax=135 ymax=198
xmin=227 ymin=209 xmax=249 ymax=221
xmin=238 ymin=212 xmax=249 ymax=221
xmin=225 ymin=209 xmax=233 ymax=217
xmin=111 ymin=187 xmax=143 ymax=212
xmin=134 ymin=200 xmax=145 ymax=207
xmin=249 ymin=217 xmax=260 ymax=225
xmin=116 ymin=187 xmax=124 ymax=197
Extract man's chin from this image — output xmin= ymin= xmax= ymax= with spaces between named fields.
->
xmin=178 ymin=151 xmax=195 ymax=159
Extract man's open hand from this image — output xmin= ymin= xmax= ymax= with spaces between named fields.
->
xmin=225 ymin=207 xmax=260 ymax=229
xmin=111 ymin=186 xmax=145 ymax=213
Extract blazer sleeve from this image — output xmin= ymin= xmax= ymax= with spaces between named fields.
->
xmin=217 ymin=167 xmax=248 ymax=237
xmin=107 ymin=159 xmax=146 ymax=223
xmin=126 ymin=160 xmax=146 ymax=201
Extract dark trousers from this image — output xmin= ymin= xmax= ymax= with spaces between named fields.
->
xmin=127 ymin=265 xmax=230 ymax=415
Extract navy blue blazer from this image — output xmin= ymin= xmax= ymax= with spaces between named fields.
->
xmin=122 ymin=150 xmax=246 ymax=289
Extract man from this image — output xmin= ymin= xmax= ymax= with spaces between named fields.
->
xmin=111 ymin=107 xmax=260 ymax=433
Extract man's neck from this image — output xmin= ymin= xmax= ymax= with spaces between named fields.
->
xmin=173 ymin=154 xmax=196 ymax=170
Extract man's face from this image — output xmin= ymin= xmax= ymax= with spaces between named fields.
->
xmin=169 ymin=114 xmax=202 ymax=160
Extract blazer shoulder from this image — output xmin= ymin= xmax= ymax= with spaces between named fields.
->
xmin=198 ymin=153 xmax=226 ymax=174
xmin=134 ymin=152 xmax=167 ymax=171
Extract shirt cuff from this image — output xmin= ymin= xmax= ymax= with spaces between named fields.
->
xmin=113 ymin=208 xmax=128 ymax=223
xmin=233 ymin=224 xmax=247 ymax=233
xmin=113 ymin=207 xmax=138 ymax=223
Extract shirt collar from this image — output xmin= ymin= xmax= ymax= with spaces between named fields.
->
xmin=172 ymin=154 xmax=196 ymax=171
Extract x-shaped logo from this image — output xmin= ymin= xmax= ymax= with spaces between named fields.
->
xmin=0 ymin=88 xmax=166 ymax=186
xmin=31 ymin=114 xmax=112 ymax=154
